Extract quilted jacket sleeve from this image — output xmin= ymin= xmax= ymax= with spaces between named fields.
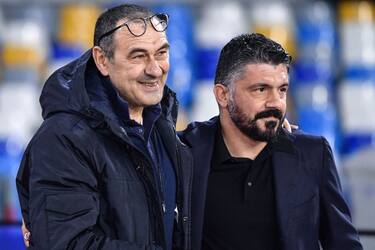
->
xmin=16 ymin=124 xmax=160 ymax=250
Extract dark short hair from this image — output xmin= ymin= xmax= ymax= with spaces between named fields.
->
xmin=93 ymin=4 xmax=153 ymax=58
xmin=214 ymin=33 xmax=292 ymax=86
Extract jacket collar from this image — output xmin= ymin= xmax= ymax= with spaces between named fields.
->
xmin=182 ymin=116 xmax=301 ymax=246
xmin=271 ymin=129 xmax=300 ymax=244
xmin=272 ymin=128 xmax=297 ymax=155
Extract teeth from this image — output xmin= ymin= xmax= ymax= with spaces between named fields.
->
xmin=141 ymin=82 xmax=157 ymax=85
xmin=142 ymin=82 xmax=157 ymax=86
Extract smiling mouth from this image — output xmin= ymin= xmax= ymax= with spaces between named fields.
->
xmin=139 ymin=81 xmax=159 ymax=87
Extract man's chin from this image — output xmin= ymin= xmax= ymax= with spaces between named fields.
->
xmin=141 ymin=94 xmax=163 ymax=106
xmin=257 ymin=126 xmax=278 ymax=136
xmin=249 ymin=126 xmax=280 ymax=142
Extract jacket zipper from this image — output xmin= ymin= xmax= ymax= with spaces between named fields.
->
xmin=111 ymin=123 xmax=166 ymax=248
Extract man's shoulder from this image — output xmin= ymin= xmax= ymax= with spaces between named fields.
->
xmin=292 ymin=130 xmax=326 ymax=143
xmin=29 ymin=113 xmax=93 ymax=150
xmin=180 ymin=116 xmax=219 ymax=136
xmin=42 ymin=112 xmax=88 ymax=133
xmin=178 ymin=116 xmax=219 ymax=146
xmin=289 ymin=130 xmax=331 ymax=154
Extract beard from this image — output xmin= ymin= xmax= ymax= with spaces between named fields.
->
xmin=227 ymin=98 xmax=285 ymax=142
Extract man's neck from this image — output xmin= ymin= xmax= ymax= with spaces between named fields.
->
xmin=128 ymin=106 xmax=144 ymax=125
xmin=220 ymin=114 xmax=267 ymax=160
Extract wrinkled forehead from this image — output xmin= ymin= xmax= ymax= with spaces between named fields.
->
xmin=234 ymin=63 xmax=289 ymax=83
xmin=113 ymin=28 xmax=168 ymax=55
xmin=242 ymin=63 xmax=288 ymax=75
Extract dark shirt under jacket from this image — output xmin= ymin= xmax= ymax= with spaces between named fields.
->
xmin=123 ymin=105 xmax=176 ymax=250
xmin=202 ymin=128 xmax=280 ymax=250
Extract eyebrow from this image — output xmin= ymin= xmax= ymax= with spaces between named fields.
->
xmin=250 ymin=82 xmax=289 ymax=88
xmin=250 ymin=83 xmax=270 ymax=88
xmin=128 ymin=42 xmax=170 ymax=56
xmin=280 ymin=83 xmax=289 ymax=88
xmin=158 ymin=43 xmax=170 ymax=51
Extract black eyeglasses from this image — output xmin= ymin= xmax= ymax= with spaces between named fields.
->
xmin=97 ymin=13 xmax=169 ymax=45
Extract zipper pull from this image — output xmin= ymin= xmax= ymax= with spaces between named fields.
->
xmin=162 ymin=202 xmax=166 ymax=213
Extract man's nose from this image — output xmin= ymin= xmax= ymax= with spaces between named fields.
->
xmin=265 ymin=89 xmax=284 ymax=109
xmin=145 ymin=58 xmax=163 ymax=77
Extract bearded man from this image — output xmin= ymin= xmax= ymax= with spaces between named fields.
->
xmin=179 ymin=33 xmax=362 ymax=250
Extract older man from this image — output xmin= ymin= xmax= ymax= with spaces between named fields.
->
xmin=17 ymin=4 xmax=192 ymax=250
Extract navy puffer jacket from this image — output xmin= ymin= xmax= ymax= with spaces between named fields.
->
xmin=16 ymin=50 xmax=193 ymax=250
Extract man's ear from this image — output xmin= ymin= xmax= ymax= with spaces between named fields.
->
xmin=92 ymin=46 xmax=110 ymax=76
xmin=213 ymin=83 xmax=230 ymax=108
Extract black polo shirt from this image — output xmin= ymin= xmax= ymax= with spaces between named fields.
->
xmin=202 ymin=128 xmax=280 ymax=250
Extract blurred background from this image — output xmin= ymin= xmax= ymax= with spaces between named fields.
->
xmin=0 ymin=0 xmax=375 ymax=249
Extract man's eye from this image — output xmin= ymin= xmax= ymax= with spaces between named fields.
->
xmin=280 ymin=87 xmax=288 ymax=93
xmin=133 ymin=54 xmax=145 ymax=59
xmin=256 ymin=87 xmax=265 ymax=92
xmin=157 ymin=50 xmax=168 ymax=57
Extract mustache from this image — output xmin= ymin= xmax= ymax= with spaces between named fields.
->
xmin=254 ymin=109 xmax=283 ymax=120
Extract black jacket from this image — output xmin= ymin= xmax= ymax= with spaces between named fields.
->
xmin=16 ymin=50 xmax=193 ymax=250
xmin=179 ymin=116 xmax=362 ymax=250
